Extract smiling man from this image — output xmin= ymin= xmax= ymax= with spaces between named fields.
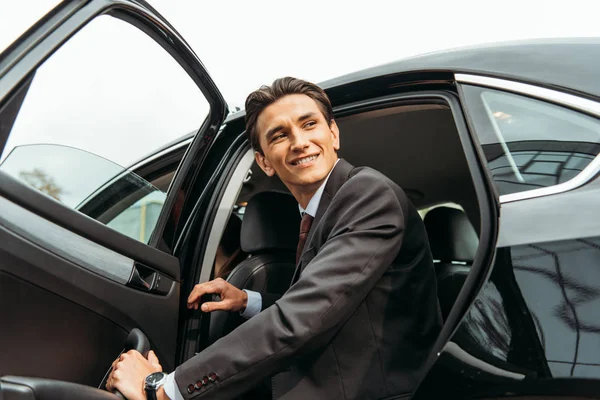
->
xmin=108 ymin=77 xmax=442 ymax=400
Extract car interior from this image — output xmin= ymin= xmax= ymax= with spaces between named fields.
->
xmin=201 ymin=100 xmax=482 ymax=341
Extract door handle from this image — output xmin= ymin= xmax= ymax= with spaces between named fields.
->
xmin=124 ymin=328 xmax=150 ymax=358
xmin=99 ymin=328 xmax=151 ymax=398
xmin=127 ymin=262 xmax=173 ymax=295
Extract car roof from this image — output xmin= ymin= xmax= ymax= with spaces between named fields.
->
xmin=320 ymin=37 xmax=600 ymax=100
xmin=134 ymin=38 xmax=600 ymax=167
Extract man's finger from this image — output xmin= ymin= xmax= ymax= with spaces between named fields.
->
xmin=187 ymin=282 xmax=216 ymax=304
xmin=200 ymin=300 xmax=233 ymax=313
xmin=187 ymin=281 xmax=224 ymax=306
xmin=148 ymin=350 xmax=158 ymax=363
xmin=147 ymin=350 xmax=162 ymax=371
xmin=126 ymin=349 xmax=143 ymax=359
xmin=108 ymin=369 xmax=121 ymax=390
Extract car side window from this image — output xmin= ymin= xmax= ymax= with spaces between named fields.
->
xmin=0 ymin=15 xmax=208 ymax=246
xmin=461 ymin=85 xmax=600 ymax=196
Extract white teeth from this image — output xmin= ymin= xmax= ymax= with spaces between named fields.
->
xmin=294 ymin=155 xmax=317 ymax=165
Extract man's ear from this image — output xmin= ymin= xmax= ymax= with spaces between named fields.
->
xmin=329 ymin=119 xmax=340 ymax=151
xmin=255 ymin=151 xmax=275 ymax=177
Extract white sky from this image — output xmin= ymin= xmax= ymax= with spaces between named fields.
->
xmin=1 ymin=0 xmax=600 ymax=168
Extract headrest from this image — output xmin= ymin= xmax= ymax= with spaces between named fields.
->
xmin=423 ymin=206 xmax=478 ymax=262
xmin=241 ymin=191 xmax=301 ymax=254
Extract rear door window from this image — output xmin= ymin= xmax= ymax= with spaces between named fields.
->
xmin=461 ymin=85 xmax=600 ymax=196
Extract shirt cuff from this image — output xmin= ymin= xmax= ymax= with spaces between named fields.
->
xmin=240 ymin=289 xmax=262 ymax=318
xmin=163 ymin=372 xmax=184 ymax=400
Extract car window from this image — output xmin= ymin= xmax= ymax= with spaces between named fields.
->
xmin=0 ymin=14 xmax=208 ymax=245
xmin=1 ymin=144 xmax=166 ymax=243
xmin=461 ymin=85 xmax=600 ymax=197
xmin=106 ymin=191 xmax=166 ymax=243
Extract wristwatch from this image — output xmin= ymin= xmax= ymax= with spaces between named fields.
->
xmin=144 ymin=371 xmax=168 ymax=400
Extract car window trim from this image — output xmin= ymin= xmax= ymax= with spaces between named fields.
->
xmin=456 ymin=73 xmax=600 ymax=204
xmin=127 ymin=137 xmax=193 ymax=173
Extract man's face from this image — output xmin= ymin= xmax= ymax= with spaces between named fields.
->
xmin=254 ymin=94 xmax=340 ymax=197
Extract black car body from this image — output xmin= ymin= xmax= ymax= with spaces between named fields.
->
xmin=1 ymin=1 xmax=599 ymax=399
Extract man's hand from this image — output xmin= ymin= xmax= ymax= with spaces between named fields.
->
xmin=107 ymin=350 xmax=166 ymax=400
xmin=187 ymin=278 xmax=248 ymax=313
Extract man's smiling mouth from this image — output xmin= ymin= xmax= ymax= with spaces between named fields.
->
xmin=291 ymin=154 xmax=318 ymax=166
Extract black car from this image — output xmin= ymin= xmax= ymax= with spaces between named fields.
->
xmin=1 ymin=1 xmax=599 ymax=399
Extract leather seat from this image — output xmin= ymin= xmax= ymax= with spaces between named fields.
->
xmin=423 ymin=206 xmax=479 ymax=321
xmin=207 ymin=191 xmax=300 ymax=345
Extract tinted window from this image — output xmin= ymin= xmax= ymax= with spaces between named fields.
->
xmin=461 ymin=85 xmax=600 ymax=196
xmin=0 ymin=14 xmax=208 ymax=245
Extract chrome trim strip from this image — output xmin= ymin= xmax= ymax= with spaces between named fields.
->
xmin=443 ymin=341 xmax=525 ymax=380
xmin=500 ymin=154 xmax=600 ymax=203
xmin=455 ymin=73 xmax=600 ymax=204
xmin=0 ymin=195 xmax=134 ymax=284
xmin=455 ymin=74 xmax=600 ymax=117
xmin=198 ymin=149 xmax=255 ymax=284
xmin=127 ymin=137 xmax=193 ymax=172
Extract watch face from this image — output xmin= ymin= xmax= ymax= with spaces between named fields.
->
xmin=146 ymin=372 xmax=166 ymax=387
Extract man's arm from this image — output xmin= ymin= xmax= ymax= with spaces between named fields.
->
xmin=175 ymin=172 xmax=407 ymax=399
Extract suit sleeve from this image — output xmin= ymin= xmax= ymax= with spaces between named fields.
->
xmin=175 ymin=172 xmax=406 ymax=399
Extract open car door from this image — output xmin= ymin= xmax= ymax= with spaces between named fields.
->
xmin=0 ymin=0 xmax=227 ymax=398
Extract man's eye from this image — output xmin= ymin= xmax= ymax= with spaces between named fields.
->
xmin=272 ymin=133 xmax=286 ymax=142
xmin=304 ymin=121 xmax=316 ymax=128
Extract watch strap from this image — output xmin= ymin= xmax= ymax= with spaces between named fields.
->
xmin=146 ymin=388 xmax=158 ymax=400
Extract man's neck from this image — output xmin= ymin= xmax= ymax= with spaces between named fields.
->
xmin=295 ymin=184 xmax=322 ymax=210
xmin=295 ymin=158 xmax=340 ymax=212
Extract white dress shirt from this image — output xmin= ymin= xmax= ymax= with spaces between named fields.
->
xmin=163 ymin=160 xmax=339 ymax=399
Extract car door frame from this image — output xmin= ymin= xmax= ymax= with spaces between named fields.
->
xmin=172 ymin=78 xmax=501 ymax=381
xmin=0 ymin=0 xmax=227 ymax=377
xmin=425 ymin=73 xmax=600 ymax=399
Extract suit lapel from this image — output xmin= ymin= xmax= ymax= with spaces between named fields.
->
xmin=290 ymin=159 xmax=354 ymax=284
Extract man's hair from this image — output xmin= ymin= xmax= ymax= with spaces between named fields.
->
xmin=244 ymin=77 xmax=334 ymax=154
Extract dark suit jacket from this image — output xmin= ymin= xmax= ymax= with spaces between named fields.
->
xmin=175 ymin=159 xmax=442 ymax=399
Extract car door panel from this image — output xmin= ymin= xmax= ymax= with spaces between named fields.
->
xmin=0 ymin=213 xmax=179 ymax=382
xmin=0 ymin=0 xmax=227 ymax=392
xmin=414 ymin=76 xmax=600 ymax=398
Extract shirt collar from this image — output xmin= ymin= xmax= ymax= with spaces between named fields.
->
xmin=299 ymin=159 xmax=340 ymax=217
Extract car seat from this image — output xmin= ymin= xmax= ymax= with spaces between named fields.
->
xmin=207 ymin=191 xmax=300 ymax=345
xmin=423 ymin=206 xmax=479 ymax=321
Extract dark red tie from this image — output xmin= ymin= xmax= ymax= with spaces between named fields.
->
xmin=296 ymin=213 xmax=314 ymax=264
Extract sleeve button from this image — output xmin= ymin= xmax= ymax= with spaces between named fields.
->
xmin=187 ymin=384 xmax=195 ymax=394
xmin=194 ymin=380 xmax=203 ymax=390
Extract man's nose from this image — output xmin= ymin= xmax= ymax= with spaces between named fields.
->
xmin=290 ymin=130 xmax=310 ymax=150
